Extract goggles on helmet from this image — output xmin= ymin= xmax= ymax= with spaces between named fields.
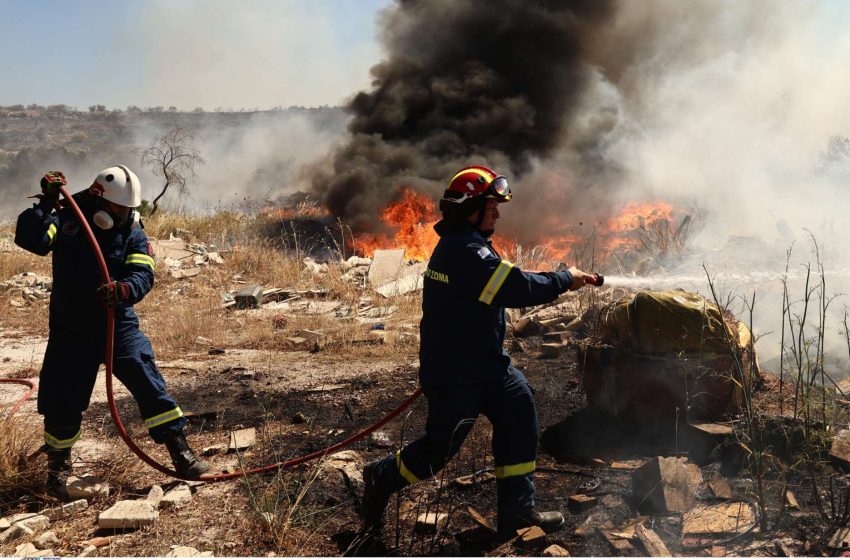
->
xmin=442 ymin=175 xmax=511 ymax=204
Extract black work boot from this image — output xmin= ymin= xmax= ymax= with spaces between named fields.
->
xmin=164 ymin=431 xmax=210 ymax=478
xmin=361 ymin=459 xmax=392 ymax=532
xmin=45 ymin=447 xmax=72 ymax=501
xmin=497 ymin=509 xmax=565 ymax=540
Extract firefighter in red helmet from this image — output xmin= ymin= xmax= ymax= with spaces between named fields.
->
xmin=361 ymin=165 xmax=596 ymax=539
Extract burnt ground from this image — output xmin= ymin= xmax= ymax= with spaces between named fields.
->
xmin=1 ymin=326 xmax=847 ymax=557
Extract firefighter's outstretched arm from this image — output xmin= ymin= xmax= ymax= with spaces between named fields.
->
xmin=461 ymin=243 xmax=593 ymax=308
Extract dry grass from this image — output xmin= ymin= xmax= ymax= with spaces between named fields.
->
xmin=0 ymin=418 xmax=43 ymax=507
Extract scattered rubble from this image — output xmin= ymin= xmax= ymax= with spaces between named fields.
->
xmin=147 ymin=485 xmax=165 ymax=507
xmin=0 ymin=523 xmax=33 ymax=544
xmin=516 ymin=525 xmax=547 ymax=548
xmin=1 ymin=271 xmax=52 ymax=302
xmin=33 ymin=530 xmax=60 ymax=549
xmin=166 ymin=545 xmax=213 ymax=557
xmin=568 ymin=494 xmax=597 ymax=513
xmin=635 ymin=524 xmax=670 ymax=557
xmin=831 ymin=429 xmax=850 ymax=471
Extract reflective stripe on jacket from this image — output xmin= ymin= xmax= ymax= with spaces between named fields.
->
xmin=419 ymin=220 xmax=573 ymax=386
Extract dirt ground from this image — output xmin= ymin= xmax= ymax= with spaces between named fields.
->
xmin=0 ymin=223 xmax=846 ymax=557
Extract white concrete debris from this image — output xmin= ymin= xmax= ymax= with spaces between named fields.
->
xmin=13 ymin=514 xmax=50 ymax=533
xmin=66 ymin=474 xmax=110 ymax=500
xmin=166 ymin=545 xmax=213 ymax=557
xmin=34 ymin=530 xmax=60 ymax=549
xmin=0 ymin=523 xmax=34 ymax=544
xmin=147 ymin=485 xmax=164 ymax=507
xmin=40 ymin=498 xmax=89 ymax=521
xmin=97 ymin=500 xmax=159 ymax=529
xmin=161 ymin=484 xmax=193 ymax=509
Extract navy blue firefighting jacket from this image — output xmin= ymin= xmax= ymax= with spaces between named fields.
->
xmin=15 ymin=198 xmax=156 ymax=332
xmin=418 ymin=220 xmax=573 ymax=386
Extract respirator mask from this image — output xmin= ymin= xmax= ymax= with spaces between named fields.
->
xmin=93 ymin=204 xmax=137 ymax=230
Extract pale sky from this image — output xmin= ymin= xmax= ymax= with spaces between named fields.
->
xmin=0 ymin=0 xmax=392 ymax=110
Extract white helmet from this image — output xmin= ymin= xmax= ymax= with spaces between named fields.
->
xmin=89 ymin=165 xmax=141 ymax=208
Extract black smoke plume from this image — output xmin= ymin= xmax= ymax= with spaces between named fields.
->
xmin=310 ymin=0 xmax=616 ymax=233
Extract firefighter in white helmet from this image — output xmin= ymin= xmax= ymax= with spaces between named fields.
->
xmin=14 ymin=167 xmax=209 ymax=498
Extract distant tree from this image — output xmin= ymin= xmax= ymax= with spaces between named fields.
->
xmin=46 ymin=104 xmax=67 ymax=114
xmin=27 ymin=103 xmax=44 ymax=111
xmin=88 ymin=104 xmax=106 ymax=112
xmin=149 ymin=106 xmax=164 ymax=113
xmin=168 ymin=106 xmax=178 ymax=113
xmin=127 ymin=105 xmax=141 ymax=113
xmin=193 ymin=107 xmax=204 ymax=113
xmin=140 ymin=127 xmax=205 ymax=215
xmin=8 ymin=104 xmax=25 ymax=111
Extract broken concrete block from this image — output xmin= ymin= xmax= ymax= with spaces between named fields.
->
xmin=568 ymin=494 xmax=598 ymax=513
xmin=14 ymin=514 xmax=49 ymax=533
xmin=235 ymin=285 xmax=264 ymax=309
xmin=40 ymin=498 xmax=88 ymax=521
xmin=517 ymin=525 xmax=547 ymax=547
xmin=541 ymin=342 xmax=566 ymax=359
xmin=86 ymin=536 xmax=112 ymax=548
xmin=228 ymin=427 xmax=256 ymax=451
xmin=161 ymin=485 xmax=193 ymax=509
xmin=415 ymin=512 xmax=448 ymax=533
xmin=66 ymin=474 xmax=110 ymax=500
xmin=785 ymin=490 xmax=799 ymax=510
xmin=610 ymin=459 xmax=646 ymax=470
xmin=367 ymin=249 xmax=406 ymax=287
xmin=147 ymin=485 xmax=164 ymax=507
xmin=324 ymin=451 xmax=364 ymax=489
xmin=829 ymin=528 xmax=850 ymax=550
xmin=0 ymin=518 xmax=8 ymax=530
xmin=454 ymin=471 xmax=496 ymax=488
xmin=14 ymin=543 xmax=39 ymax=557
xmin=512 ymin=317 xmax=542 ymax=338
xmin=601 ymin=530 xmax=635 ymax=553
xmin=635 ymin=524 xmax=670 ymax=557
xmin=79 ymin=544 xmax=99 ymax=557
xmin=202 ymin=444 xmax=227 ymax=456
xmin=686 ymin=422 xmax=734 ymax=462
xmin=170 ymin=266 xmax=201 ymax=279
xmin=34 ymin=530 xmax=60 ymax=549
xmin=681 ymin=502 xmax=756 ymax=535
xmin=466 ymin=505 xmax=495 ymax=533
xmin=632 ymin=456 xmax=697 ymax=513
xmin=543 ymin=544 xmax=570 ymax=557
xmin=167 ymin=545 xmax=204 ymax=557
xmin=831 ymin=429 xmax=850 ymax=472
xmin=707 ymin=476 xmax=732 ymax=500
xmin=0 ymin=523 xmax=34 ymax=544
xmin=97 ymin=500 xmax=159 ymax=529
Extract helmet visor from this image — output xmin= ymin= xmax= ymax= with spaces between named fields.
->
xmin=489 ymin=176 xmax=510 ymax=198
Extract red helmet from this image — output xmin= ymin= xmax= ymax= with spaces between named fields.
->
xmin=441 ymin=165 xmax=511 ymax=205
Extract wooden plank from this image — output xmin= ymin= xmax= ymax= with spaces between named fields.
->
xmin=635 ymin=524 xmax=671 ymax=557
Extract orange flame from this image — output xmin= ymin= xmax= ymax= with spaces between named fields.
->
xmin=354 ymin=188 xmax=439 ymax=261
xmin=354 ymin=194 xmax=682 ymax=265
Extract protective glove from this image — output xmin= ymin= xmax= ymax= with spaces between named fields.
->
xmin=40 ymin=171 xmax=67 ymax=200
xmin=96 ymin=281 xmax=130 ymax=308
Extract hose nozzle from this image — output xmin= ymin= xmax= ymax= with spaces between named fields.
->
xmin=588 ymin=273 xmax=604 ymax=286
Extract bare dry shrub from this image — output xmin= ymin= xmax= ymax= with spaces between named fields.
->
xmin=143 ymin=210 xmax=249 ymax=244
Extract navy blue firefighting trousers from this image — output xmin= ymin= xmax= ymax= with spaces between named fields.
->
xmin=38 ymin=323 xmax=186 ymax=450
xmin=370 ymin=366 xmax=538 ymax=514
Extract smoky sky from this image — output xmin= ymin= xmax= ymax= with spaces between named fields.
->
xmin=310 ymin=0 xmax=616 ymax=233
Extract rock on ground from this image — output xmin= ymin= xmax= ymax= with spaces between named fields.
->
xmin=66 ymin=474 xmax=110 ymax=500
xmin=98 ymin=500 xmax=159 ymax=529
xmin=41 ymin=498 xmax=89 ymax=521
xmin=682 ymin=502 xmax=756 ymax=535
xmin=633 ymin=456 xmax=699 ymax=513
xmin=161 ymin=485 xmax=193 ymax=509
xmin=34 ymin=530 xmax=60 ymax=549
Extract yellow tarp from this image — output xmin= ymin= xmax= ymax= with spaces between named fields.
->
xmin=600 ymin=290 xmax=737 ymax=355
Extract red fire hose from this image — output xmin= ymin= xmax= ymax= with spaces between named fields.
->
xmin=1 ymin=188 xmax=422 ymax=482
